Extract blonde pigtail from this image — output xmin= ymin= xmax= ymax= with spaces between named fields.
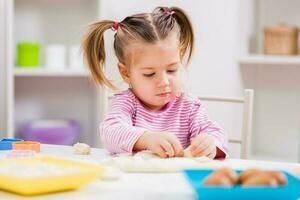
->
xmin=170 ymin=7 xmax=194 ymax=64
xmin=82 ymin=20 xmax=118 ymax=90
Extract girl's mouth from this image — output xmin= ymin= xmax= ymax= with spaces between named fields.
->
xmin=157 ymin=92 xmax=171 ymax=97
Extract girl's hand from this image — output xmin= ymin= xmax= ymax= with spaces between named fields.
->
xmin=187 ymin=134 xmax=216 ymax=159
xmin=134 ymin=131 xmax=184 ymax=158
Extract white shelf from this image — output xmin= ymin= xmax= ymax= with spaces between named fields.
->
xmin=239 ymin=55 xmax=300 ymax=65
xmin=14 ymin=68 xmax=89 ymax=77
xmin=250 ymin=154 xmax=298 ymax=163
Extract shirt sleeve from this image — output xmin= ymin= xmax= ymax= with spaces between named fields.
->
xmin=99 ymin=92 xmax=147 ymax=154
xmin=188 ymin=100 xmax=229 ymax=158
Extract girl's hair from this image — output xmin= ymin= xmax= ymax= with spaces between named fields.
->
xmin=82 ymin=6 xmax=194 ymax=90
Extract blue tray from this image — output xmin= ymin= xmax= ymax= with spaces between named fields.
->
xmin=0 ymin=138 xmax=24 ymax=150
xmin=183 ymin=169 xmax=300 ymax=200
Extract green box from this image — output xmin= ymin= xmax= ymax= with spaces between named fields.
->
xmin=17 ymin=42 xmax=40 ymax=67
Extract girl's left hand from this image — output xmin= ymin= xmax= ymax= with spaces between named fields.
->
xmin=187 ymin=134 xmax=216 ymax=159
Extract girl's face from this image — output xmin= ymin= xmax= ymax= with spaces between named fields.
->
xmin=118 ymin=34 xmax=182 ymax=111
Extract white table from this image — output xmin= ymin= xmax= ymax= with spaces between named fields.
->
xmin=0 ymin=144 xmax=299 ymax=200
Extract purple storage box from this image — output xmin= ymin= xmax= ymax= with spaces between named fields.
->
xmin=20 ymin=119 xmax=80 ymax=145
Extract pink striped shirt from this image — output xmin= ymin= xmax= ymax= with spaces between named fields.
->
xmin=100 ymin=89 xmax=228 ymax=156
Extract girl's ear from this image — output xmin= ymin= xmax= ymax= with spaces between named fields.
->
xmin=117 ymin=62 xmax=130 ymax=84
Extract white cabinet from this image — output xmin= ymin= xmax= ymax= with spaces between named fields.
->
xmin=4 ymin=0 xmax=105 ymax=147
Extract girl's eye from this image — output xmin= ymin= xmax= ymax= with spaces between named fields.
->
xmin=143 ymin=73 xmax=155 ymax=77
xmin=167 ymin=69 xmax=177 ymax=73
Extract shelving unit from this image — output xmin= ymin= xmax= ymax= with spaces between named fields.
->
xmin=5 ymin=0 xmax=104 ymax=147
xmin=240 ymin=0 xmax=300 ymax=162
xmin=250 ymin=154 xmax=296 ymax=163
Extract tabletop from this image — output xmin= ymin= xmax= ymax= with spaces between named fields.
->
xmin=0 ymin=144 xmax=299 ymax=200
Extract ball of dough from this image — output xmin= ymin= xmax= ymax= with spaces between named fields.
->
xmin=266 ymin=171 xmax=287 ymax=185
xmin=183 ymin=149 xmax=193 ymax=158
xmin=214 ymin=168 xmax=239 ymax=184
xmin=73 ymin=143 xmax=91 ymax=155
xmin=101 ymin=166 xmax=122 ymax=180
xmin=203 ymin=173 xmax=233 ymax=187
xmin=239 ymin=168 xmax=263 ymax=184
xmin=241 ymin=173 xmax=278 ymax=187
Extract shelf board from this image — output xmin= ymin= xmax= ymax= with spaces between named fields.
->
xmin=14 ymin=68 xmax=90 ymax=77
xmin=239 ymin=55 xmax=300 ymax=65
xmin=250 ymin=154 xmax=298 ymax=163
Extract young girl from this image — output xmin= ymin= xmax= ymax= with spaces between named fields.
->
xmin=82 ymin=7 xmax=228 ymax=159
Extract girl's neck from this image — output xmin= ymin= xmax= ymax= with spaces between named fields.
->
xmin=142 ymin=99 xmax=172 ymax=112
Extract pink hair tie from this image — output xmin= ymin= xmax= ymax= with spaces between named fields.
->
xmin=112 ymin=22 xmax=120 ymax=31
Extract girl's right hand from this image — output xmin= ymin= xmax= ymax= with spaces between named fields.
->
xmin=134 ymin=131 xmax=184 ymax=158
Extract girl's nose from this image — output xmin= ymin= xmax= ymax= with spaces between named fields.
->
xmin=157 ymin=72 xmax=170 ymax=87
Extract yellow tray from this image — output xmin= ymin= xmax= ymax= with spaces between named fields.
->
xmin=0 ymin=156 xmax=104 ymax=195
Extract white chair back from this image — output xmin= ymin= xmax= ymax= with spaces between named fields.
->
xmin=197 ymin=89 xmax=254 ymax=159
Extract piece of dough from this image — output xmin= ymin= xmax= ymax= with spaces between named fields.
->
xmin=183 ymin=149 xmax=193 ymax=158
xmin=73 ymin=143 xmax=91 ymax=155
xmin=101 ymin=166 xmax=122 ymax=180
xmin=110 ymin=152 xmax=219 ymax=173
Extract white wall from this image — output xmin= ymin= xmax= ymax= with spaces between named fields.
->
xmin=100 ymin=0 xmax=244 ymax=96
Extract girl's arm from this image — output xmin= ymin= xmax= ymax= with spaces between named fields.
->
xmin=188 ymin=100 xmax=228 ymax=158
xmin=100 ymin=93 xmax=147 ymax=154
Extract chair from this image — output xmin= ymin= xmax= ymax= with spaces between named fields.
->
xmin=298 ymin=130 xmax=300 ymax=163
xmin=197 ymin=89 xmax=254 ymax=159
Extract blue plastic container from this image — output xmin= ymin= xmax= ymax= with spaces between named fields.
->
xmin=0 ymin=138 xmax=24 ymax=150
xmin=183 ymin=169 xmax=300 ymax=200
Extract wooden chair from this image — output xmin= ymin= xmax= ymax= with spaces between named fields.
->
xmin=197 ymin=89 xmax=254 ymax=159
